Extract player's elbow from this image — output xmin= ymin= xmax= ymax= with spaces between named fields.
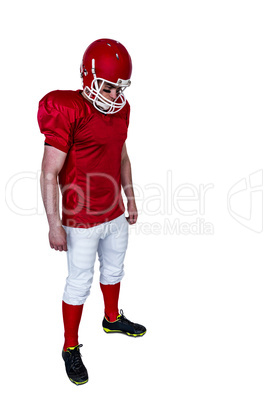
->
xmin=40 ymin=168 xmax=58 ymax=185
xmin=121 ymin=153 xmax=130 ymax=166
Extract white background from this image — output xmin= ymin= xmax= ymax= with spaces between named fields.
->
xmin=1 ymin=0 xmax=268 ymax=400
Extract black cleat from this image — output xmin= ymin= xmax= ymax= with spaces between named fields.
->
xmin=102 ymin=309 xmax=146 ymax=337
xmin=62 ymin=344 xmax=88 ymax=385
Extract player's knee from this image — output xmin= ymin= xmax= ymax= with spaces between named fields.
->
xmin=63 ymin=280 xmax=92 ymax=304
xmin=100 ymin=269 xmax=125 ymax=285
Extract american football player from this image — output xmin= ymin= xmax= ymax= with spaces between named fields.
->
xmin=38 ymin=39 xmax=146 ymax=386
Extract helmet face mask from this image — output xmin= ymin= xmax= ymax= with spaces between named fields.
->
xmin=80 ymin=39 xmax=132 ymax=114
xmin=83 ymin=75 xmax=131 ymax=114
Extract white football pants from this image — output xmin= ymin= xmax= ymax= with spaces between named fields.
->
xmin=62 ymin=213 xmax=129 ymax=305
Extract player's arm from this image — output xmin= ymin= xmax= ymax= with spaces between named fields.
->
xmin=121 ymin=143 xmax=138 ymax=224
xmin=40 ymin=145 xmax=68 ymax=251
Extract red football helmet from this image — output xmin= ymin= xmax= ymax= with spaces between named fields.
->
xmin=80 ymin=39 xmax=132 ymax=114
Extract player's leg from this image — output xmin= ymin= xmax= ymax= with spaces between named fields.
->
xmin=62 ymin=302 xmax=84 ymax=351
xmin=99 ymin=281 xmax=121 ymax=322
xmin=62 ymin=224 xmax=102 ymax=385
xmin=98 ymin=214 xmax=146 ymax=336
xmin=63 ymin=225 xmax=102 ymax=308
xmin=98 ymin=214 xmax=128 ymax=321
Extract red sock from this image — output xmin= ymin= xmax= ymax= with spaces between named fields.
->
xmin=100 ymin=282 xmax=120 ymax=322
xmin=62 ymin=301 xmax=84 ymax=351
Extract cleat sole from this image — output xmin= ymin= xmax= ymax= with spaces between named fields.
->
xmin=103 ymin=328 xmax=146 ymax=337
xmin=69 ymin=377 xmax=88 ymax=386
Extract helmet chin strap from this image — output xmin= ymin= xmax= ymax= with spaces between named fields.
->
xmin=95 ymin=100 xmax=110 ymax=111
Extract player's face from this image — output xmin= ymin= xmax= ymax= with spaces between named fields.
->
xmin=99 ymin=81 xmax=122 ymax=102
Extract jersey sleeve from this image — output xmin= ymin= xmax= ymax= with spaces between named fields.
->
xmin=37 ymin=91 xmax=74 ymax=153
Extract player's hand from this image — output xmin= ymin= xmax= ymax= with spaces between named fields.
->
xmin=126 ymin=201 xmax=138 ymax=225
xmin=48 ymin=226 xmax=68 ymax=251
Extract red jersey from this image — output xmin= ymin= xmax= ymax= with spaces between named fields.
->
xmin=37 ymin=90 xmax=130 ymax=228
